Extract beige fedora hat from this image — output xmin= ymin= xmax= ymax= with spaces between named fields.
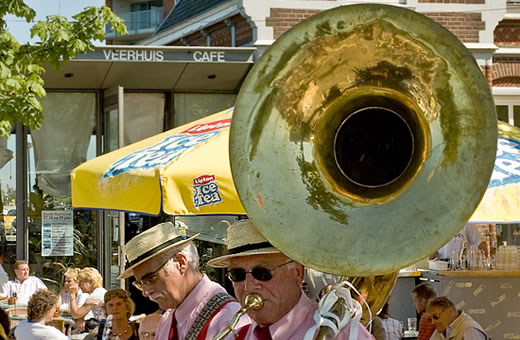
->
xmin=119 ymin=221 xmax=199 ymax=279
xmin=207 ymin=219 xmax=280 ymax=268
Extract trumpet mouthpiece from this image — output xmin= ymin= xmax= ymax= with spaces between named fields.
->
xmin=244 ymin=294 xmax=263 ymax=310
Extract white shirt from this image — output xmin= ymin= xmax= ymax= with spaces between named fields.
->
xmin=0 ymin=265 xmax=8 ymax=295
xmin=437 ymin=224 xmax=481 ymax=260
xmin=14 ymin=320 xmax=68 ymax=340
xmin=61 ymin=289 xmax=89 ymax=313
xmin=1 ymin=276 xmax=47 ymax=304
xmin=85 ymin=287 xmax=107 ymax=321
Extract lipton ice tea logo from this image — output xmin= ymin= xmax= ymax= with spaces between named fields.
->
xmin=104 ymin=118 xmax=231 ymax=178
xmin=193 ymin=175 xmax=222 ymax=208
xmin=489 ymin=137 xmax=520 ymax=188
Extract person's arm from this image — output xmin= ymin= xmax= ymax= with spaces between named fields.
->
xmin=36 ymin=277 xmax=47 ymax=290
xmin=69 ymin=291 xmax=95 ymax=319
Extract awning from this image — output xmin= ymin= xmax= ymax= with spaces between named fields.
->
xmin=42 ymin=45 xmax=255 ymax=91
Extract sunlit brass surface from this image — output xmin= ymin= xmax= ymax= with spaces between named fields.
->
xmin=343 ymin=272 xmax=399 ymax=325
xmin=230 ymin=4 xmax=497 ymax=276
xmin=212 ymin=294 xmax=263 ymax=340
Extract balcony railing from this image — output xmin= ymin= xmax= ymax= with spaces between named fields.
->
xmin=106 ymin=7 xmax=163 ymax=37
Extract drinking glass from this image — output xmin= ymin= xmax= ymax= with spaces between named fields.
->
xmin=407 ymin=317 xmax=417 ymax=332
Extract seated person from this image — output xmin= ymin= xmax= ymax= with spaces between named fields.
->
xmin=97 ymin=289 xmax=139 ymax=340
xmin=60 ymin=268 xmax=89 ymax=312
xmin=378 ymin=302 xmax=403 ymax=340
xmin=69 ymin=267 xmax=107 ymax=328
xmin=14 ymin=289 xmax=68 ymax=339
xmin=139 ymin=310 xmax=162 ymax=340
xmin=59 ymin=267 xmax=89 ymax=331
xmin=428 ymin=296 xmax=489 ymax=339
xmin=0 ymin=260 xmax=47 ymax=304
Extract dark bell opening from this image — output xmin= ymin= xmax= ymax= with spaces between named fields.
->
xmin=334 ymin=107 xmax=414 ymax=188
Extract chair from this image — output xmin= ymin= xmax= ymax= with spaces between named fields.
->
xmin=46 ymin=317 xmax=65 ymax=333
xmin=6 ymin=307 xmax=27 ymax=329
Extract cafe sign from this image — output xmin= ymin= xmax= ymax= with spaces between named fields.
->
xmin=75 ymin=46 xmax=254 ymax=63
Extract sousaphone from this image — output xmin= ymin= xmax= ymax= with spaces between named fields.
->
xmin=229 ymin=2 xmax=496 ymax=322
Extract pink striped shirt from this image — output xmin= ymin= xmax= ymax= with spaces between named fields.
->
xmin=155 ymin=275 xmax=249 ymax=340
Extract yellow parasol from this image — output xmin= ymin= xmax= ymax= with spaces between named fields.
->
xmin=470 ymin=121 xmax=520 ymax=223
xmin=71 ymin=108 xmax=246 ymax=216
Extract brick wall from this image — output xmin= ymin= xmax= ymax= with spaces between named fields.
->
xmin=493 ymin=57 xmax=520 ymax=86
xmin=424 ymin=12 xmax=484 ymax=43
xmin=210 ymin=22 xmax=231 ymax=47
xmin=167 ymin=14 xmax=252 ymax=46
xmin=495 ymin=20 xmax=520 ymax=47
xmin=236 ymin=18 xmax=253 ymax=46
xmin=163 ymin=0 xmax=176 ymax=19
xmin=266 ymin=8 xmax=320 ymax=40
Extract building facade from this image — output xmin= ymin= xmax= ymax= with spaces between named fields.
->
xmin=3 ymin=0 xmax=520 ymax=319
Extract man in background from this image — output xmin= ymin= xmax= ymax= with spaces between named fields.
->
xmin=410 ymin=282 xmax=437 ymax=340
xmin=428 ymin=296 xmax=489 ymax=340
xmin=0 ymin=260 xmax=46 ymax=304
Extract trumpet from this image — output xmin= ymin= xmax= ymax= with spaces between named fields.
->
xmin=213 ymin=294 xmax=263 ymax=340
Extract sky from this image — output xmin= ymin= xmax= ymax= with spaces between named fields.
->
xmin=1 ymin=1 xmax=103 ymax=200
xmin=6 ymin=0 xmax=104 ymax=43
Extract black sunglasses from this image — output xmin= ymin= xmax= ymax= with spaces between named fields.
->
xmin=226 ymin=260 xmax=293 ymax=282
xmin=431 ymin=308 xmax=447 ymax=320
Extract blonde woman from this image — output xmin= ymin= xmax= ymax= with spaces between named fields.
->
xmin=60 ymin=268 xmax=89 ymax=314
xmin=70 ymin=267 xmax=107 ymax=326
xmin=97 ymin=289 xmax=139 ymax=340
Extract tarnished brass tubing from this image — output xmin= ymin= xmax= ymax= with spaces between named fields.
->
xmin=213 ymin=294 xmax=263 ymax=340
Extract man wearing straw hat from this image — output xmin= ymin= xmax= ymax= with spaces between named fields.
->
xmin=119 ymin=221 xmax=249 ymax=340
xmin=208 ymin=219 xmax=374 ymax=340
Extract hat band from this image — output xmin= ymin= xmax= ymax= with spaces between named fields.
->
xmin=128 ymin=236 xmax=185 ymax=266
xmin=229 ymin=242 xmax=273 ymax=254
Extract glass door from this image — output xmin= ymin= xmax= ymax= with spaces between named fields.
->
xmin=103 ymin=86 xmax=125 ymax=289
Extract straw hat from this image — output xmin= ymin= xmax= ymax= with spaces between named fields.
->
xmin=207 ymin=219 xmax=280 ymax=268
xmin=118 ymin=221 xmax=199 ymax=279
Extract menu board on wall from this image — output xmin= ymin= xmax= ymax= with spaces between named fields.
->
xmin=41 ymin=210 xmax=74 ymax=256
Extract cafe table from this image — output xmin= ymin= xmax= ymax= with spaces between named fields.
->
xmin=403 ymin=330 xmax=419 ymax=339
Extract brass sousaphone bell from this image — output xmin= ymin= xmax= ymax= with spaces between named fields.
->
xmin=229 ymin=2 xmax=497 ymax=326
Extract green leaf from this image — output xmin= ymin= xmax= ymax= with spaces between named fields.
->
xmin=0 ymin=62 xmax=11 ymax=78
xmin=0 ymin=1 xmax=126 ymax=134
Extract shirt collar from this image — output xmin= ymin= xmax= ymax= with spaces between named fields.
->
xmin=175 ymin=274 xmax=207 ymax=322
xmin=445 ymin=311 xmax=462 ymax=337
xmin=250 ymin=291 xmax=314 ymax=339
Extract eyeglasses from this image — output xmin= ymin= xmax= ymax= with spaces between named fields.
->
xmin=431 ymin=308 xmax=448 ymax=320
xmin=226 ymin=260 xmax=293 ymax=282
xmin=132 ymin=258 xmax=172 ymax=291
